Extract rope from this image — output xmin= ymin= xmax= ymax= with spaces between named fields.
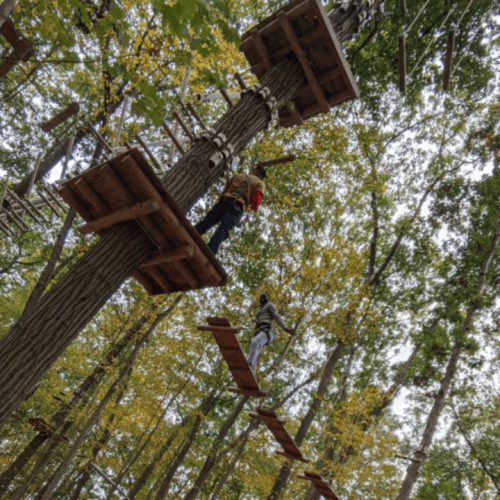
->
xmin=405 ymin=0 xmax=431 ymax=35
xmin=408 ymin=6 xmax=456 ymax=77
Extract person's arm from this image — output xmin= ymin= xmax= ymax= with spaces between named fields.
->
xmin=268 ymin=303 xmax=295 ymax=335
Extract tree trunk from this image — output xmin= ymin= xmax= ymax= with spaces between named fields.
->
xmin=0 ymin=0 xmax=383 ymax=427
xmin=396 ymin=222 xmax=500 ymax=500
xmin=0 ymin=300 xmax=161 ymax=496
xmin=0 ymin=0 xmax=15 ymax=28
xmin=21 ymin=208 xmax=76 ymax=319
xmin=180 ymin=395 xmax=250 ymax=500
xmin=39 ymin=301 xmax=177 ymax=500
xmin=153 ymin=390 xmax=219 ymax=499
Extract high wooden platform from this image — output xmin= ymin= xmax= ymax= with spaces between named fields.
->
xmin=240 ymin=0 xmax=359 ymax=128
xmin=59 ymin=149 xmax=228 ymax=295
xmin=249 ymin=408 xmax=310 ymax=463
xmin=197 ymin=317 xmax=269 ymax=398
xmin=297 ymin=471 xmax=339 ymax=499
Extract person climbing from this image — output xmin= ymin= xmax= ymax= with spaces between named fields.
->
xmin=195 ymin=165 xmax=266 ymax=255
xmin=247 ymin=292 xmax=295 ymax=375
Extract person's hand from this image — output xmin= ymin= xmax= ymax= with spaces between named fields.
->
xmin=285 ymin=328 xmax=296 ymax=336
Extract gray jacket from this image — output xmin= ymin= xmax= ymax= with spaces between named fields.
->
xmin=255 ymin=302 xmax=288 ymax=330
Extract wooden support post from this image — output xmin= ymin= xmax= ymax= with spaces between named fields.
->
xmin=86 ymin=122 xmax=112 ymax=156
xmin=41 ymin=103 xmax=80 ymax=132
xmin=135 ymin=134 xmax=163 ymax=171
xmin=234 ymin=72 xmax=246 ymax=89
xmin=186 ymin=103 xmax=207 ymax=129
xmin=219 ymin=88 xmax=234 ymax=108
xmin=161 ymin=121 xmax=185 ymax=155
xmin=146 ymin=266 xmax=172 ymax=293
xmin=250 ymin=28 xmax=271 ymax=70
xmin=140 ymin=245 xmax=194 ymax=267
xmin=173 ymin=112 xmax=195 ymax=141
xmin=443 ymin=27 xmax=455 ymax=91
xmin=256 ymin=155 xmax=296 ymax=168
xmin=79 ymin=199 xmax=160 ymax=235
xmin=399 ymin=33 xmax=406 ymax=94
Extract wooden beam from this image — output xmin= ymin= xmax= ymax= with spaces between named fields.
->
xmin=7 ymin=188 xmax=43 ymax=223
xmin=140 ymin=245 xmax=194 ymax=267
xmin=79 ymin=199 xmax=160 ymax=235
xmin=256 ymin=155 xmax=295 ymax=168
xmin=162 ymin=120 xmax=185 ymax=154
xmin=399 ymin=33 xmax=406 ymax=93
xmin=135 ymin=134 xmax=163 ymax=171
xmin=197 ymin=325 xmax=241 ymax=334
xmin=172 ymin=260 xmax=199 ymax=289
xmin=443 ymin=27 xmax=455 ymax=91
xmin=186 ymin=103 xmax=207 ymax=129
xmin=219 ymin=88 xmax=234 ymax=108
xmin=44 ymin=187 xmax=68 ymax=213
xmin=145 ymin=266 xmax=172 ymax=293
xmin=38 ymin=190 xmax=61 ymax=217
xmin=248 ymin=412 xmax=286 ymax=425
xmin=72 ymin=178 xmax=108 ymax=218
xmin=173 ymin=112 xmax=195 ymax=141
xmin=276 ymin=450 xmax=310 ymax=463
xmin=41 ymin=103 xmax=79 ymax=132
xmin=234 ymin=72 xmax=246 ymax=89
xmin=250 ymin=28 xmax=271 ymax=70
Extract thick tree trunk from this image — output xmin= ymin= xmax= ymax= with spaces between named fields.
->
xmin=0 ymin=301 xmax=160 ymax=496
xmin=0 ymin=59 xmax=305 ymax=427
xmin=181 ymin=395 xmax=250 ymax=500
xmin=153 ymin=390 xmax=219 ymax=499
xmin=40 ymin=301 xmax=177 ymax=500
xmin=396 ymin=222 xmax=500 ymax=500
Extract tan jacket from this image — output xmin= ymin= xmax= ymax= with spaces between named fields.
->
xmin=221 ymin=174 xmax=264 ymax=212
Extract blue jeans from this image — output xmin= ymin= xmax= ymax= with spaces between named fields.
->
xmin=195 ymin=197 xmax=243 ymax=255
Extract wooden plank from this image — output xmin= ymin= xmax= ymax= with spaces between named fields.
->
xmin=234 ymin=72 xmax=246 ymax=89
xmin=135 ymin=134 xmax=163 ymax=171
xmin=250 ymin=28 xmax=271 ymax=70
xmin=297 ymin=472 xmax=339 ymax=499
xmin=219 ymin=88 xmax=234 ymax=108
xmin=197 ymin=324 xmax=240 ymax=333
xmin=443 ymin=27 xmax=455 ymax=91
xmin=72 ymin=178 xmax=108 ymax=217
xmin=38 ymin=191 xmax=61 ymax=217
xmin=399 ymin=33 xmax=406 ymax=93
xmin=207 ymin=317 xmax=231 ymax=327
xmin=146 ymin=265 xmax=172 ymax=293
xmin=5 ymin=208 xmax=29 ymax=231
xmin=186 ymin=103 xmax=207 ymax=128
xmin=172 ymin=260 xmax=199 ymax=289
xmin=79 ymin=199 xmax=160 ymax=235
xmin=257 ymin=155 xmax=295 ymax=168
xmin=6 ymin=188 xmax=42 ymax=223
xmin=173 ymin=112 xmax=195 ymax=141
xmin=58 ymin=185 xmax=92 ymax=220
xmin=271 ymin=26 xmax=324 ymax=60
xmin=140 ymin=245 xmax=194 ymax=267
xmin=132 ymin=269 xmax=155 ymax=295
xmin=41 ymin=103 xmax=79 ymax=132
xmin=162 ymin=121 xmax=185 ymax=154
xmin=23 ymin=195 xmax=49 ymax=223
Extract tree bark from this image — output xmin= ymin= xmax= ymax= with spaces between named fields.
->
xmin=153 ymin=390 xmax=219 ymax=499
xmin=0 ymin=300 xmax=161 ymax=496
xmin=396 ymin=222 xmax=500 ymax=500
xmin=39 ymin=300 xmax=177 ymax=500
xmin=0 ymin=0 xmax=384 ymax=427
xmin=21 ymin=208 xmax=76 ymax=319
xmin=0 ymin=0 xmax=15 ymax=28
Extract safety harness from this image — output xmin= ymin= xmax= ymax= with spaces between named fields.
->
xmin=253 ymin=322 xmax=273 ymax=345
xmin=231 ymin=173 xmax=261 ymax=212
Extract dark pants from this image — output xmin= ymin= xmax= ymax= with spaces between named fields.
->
xmin=195 ymin=197 xmax=243 ymax=255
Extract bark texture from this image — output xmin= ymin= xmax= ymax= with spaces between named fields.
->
xmin=0 ymin=59 xmax=304 ymax=427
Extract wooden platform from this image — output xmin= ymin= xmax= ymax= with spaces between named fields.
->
xmin=240 ymin=0 xmax=359 ymax=128
xmin=197 ymin=317 xmax=268 ymax=398
xmin=249 ymin=408 xmax=310 ymax=463
xmin=297 ymin=471 xmax=339 ymax=499
xmin=59 ymin=149 xmax=228 ymax=295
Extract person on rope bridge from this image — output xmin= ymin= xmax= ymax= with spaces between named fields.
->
xmin=195 ymin=165 xmax=266 ymax=255
xmin=248 ymin=292 xmax=295 ymax=375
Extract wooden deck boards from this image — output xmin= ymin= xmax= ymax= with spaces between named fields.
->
xmin=240 ymin=0 xmax=359 ymax=127
xmin=197 ymin=317 xmax=269 ymax=398
xmin=297 ymin=471 xmax=339 ymax=499
xmin=249 ymin=408 xmax=310 ymax=463
xmin=58 ymin=149 xmax=228 ymax=295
